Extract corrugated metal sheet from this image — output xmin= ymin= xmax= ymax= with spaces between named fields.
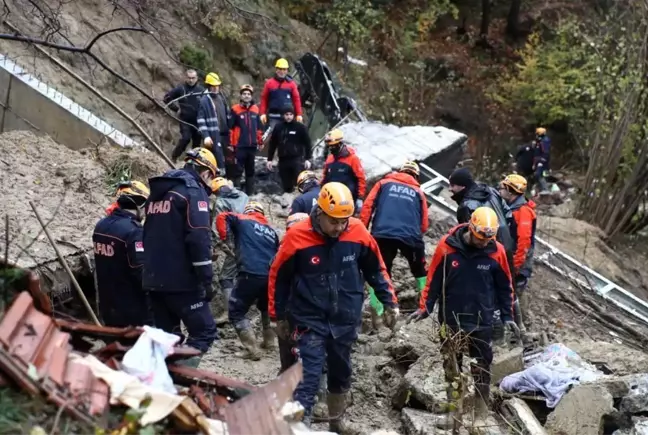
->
xmin=224 ymin=361 xmax=303 ymax=435
xmin=0 ymin=291 xmax=109 ymax=422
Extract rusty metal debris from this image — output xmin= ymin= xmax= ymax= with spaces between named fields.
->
xmin=224 ymin=361 xmax=303 ymax=435
xmin=0 ymin=291 xmax=109 ymax=424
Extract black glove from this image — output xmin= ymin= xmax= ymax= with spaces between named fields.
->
xmin=272 ymin=320 xmax=290 ymax=341
xmin=199 ymin=283 xmax=215 ymax=302
xmin=407 ymin=308 xmax=429 ymax=323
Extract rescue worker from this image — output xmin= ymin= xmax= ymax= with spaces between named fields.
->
xmin=143 ymin=148 xmax=219 ymax=366
xmin=164 ymin=69 xmax=205 ymax=161
xmin=514 ymin=142 xmax=535 ymax=185
xmin=289 ymin=170 xmax=321 ymax=215
xmin=93 ymin=181 xmax=150 ymax=329
xmin=409 ymin=207 xmax=518 ymax=426
xmin=269 ymin=182 xmax=399 ymax=430
xmin=216 ymin=201 xmax=279 ymax=360
xmin=210 ymin=177 xmax=249 ymax=324
xmin=230 ymin=84 xmax=263 ymax=194
xmin=498 ymin=174 xmax=537 ymax=332
xmin=321 ymin=129 xmax=366 ymax=214
xmin=533 ymin=127 xmax=551 ymax=192
xmin=197 ymin=72 xmax=227 ymax=172
xmin=260 ymin=58 xmax=303 ymax=129
xmin=360 ymin=161 xmax=428 ymax=328
xmin=266 ymin=107 xmax=312 ymax=193
xmin=448 ymin=167 xmax=514 ymax=257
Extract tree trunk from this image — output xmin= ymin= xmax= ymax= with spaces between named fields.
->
xmin=480 ymin=0 xmax=491 ymax=40
xmin=506 ymin=0 xmax=522 ymax=39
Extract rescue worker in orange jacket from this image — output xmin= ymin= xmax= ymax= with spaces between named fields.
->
xmin=230 ymin=84 xmax=264 ymax=195
xmin=409 ymin=207 xmax=518 ymax=426
xmin=498 ymin=174 xmax=537 ymax=331
xmin=321 ymin=129 xmax=366 ymax=213
xmin=269 ymin=182 xmax=398 ymax=430
xmin=360 ymin=161 xmax=428 ymax=328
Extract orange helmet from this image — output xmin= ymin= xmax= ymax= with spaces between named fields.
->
xmin=536 ymin=127 xmax=547 ymax=136
xmin=501 ymin=174 xmax=527 ymax=194
xmin=324 ymin=129 xmax=344 ymax=146
xmin=296 ymin=170 xmax=318 ymax=193
xmin=399 ymin=161 xmax=420 ymax=177
xmin=240 ymin=84 xmax=254 ymax=94
xmin=317 ymin=182 xmax=354 ymax=218
xmin=286 ymin=213 xmax=309 ymax=230
xmin=469 ymin=207 xmax=499 ymax=240
xmin=115 ymin=180 xmax=149 ymax=200
xmin=211 ymin=177 xmax=230 ymax=193
xmin=185 ymin=147 xmax=218 ymax=177
xmin=244 ymin=201 xmax=265 ymax=215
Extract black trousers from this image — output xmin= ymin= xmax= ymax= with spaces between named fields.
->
xmin=375 ymin=237 xmax=427 ymax=277
xmin=278 ymin=158 xmax=303 ymax=193
xmin=441 ymin=326 xmax=493 ymax=389
xmin=236 ymin=148 xmax=257 ymax=195
xmin=171 ymin=122 xmax=202 ymax=160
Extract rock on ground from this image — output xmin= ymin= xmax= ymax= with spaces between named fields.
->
xmin=545 ymin=384 xmax=614 ymax=435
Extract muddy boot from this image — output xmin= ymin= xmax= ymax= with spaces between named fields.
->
xmin=236 ymin=328 xmax=262 ymax=360
xmin=261 ymin=328 xmax=277 ymax=350
xmin=215 ymin=287 xmax=232 ymax=326
xmin=327 ymin=392 xmax=349 ymax=434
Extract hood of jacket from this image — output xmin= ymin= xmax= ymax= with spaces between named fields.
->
xmin=509 ymin=195 xmax=536 ymax=211
xmin=385 ymin=171 xmax=420 ymax=187
xmin=148 ymin=168 xmax=209 ymax=201
xmin=451 ymin=181 xmax=490 ymax=204
xmin=446 ymin=224 xmax=498 ymax=256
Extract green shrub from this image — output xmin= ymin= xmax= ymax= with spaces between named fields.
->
xmin=178 ymin=45 xmax=213 ymax=74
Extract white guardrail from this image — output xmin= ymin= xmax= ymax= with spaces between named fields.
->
xmin=418 ymin=161 xmax=648 ymax=326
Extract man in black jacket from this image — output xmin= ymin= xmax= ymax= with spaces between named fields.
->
xmin=164 ymin=69 xmax=205 ymax=161
xmin=266 ymin=107 xmax=312 ymax=193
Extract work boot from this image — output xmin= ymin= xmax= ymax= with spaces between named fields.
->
xmin=215 ymin=287 xmax=232 ymax=325
xmin=261 ymin=327 xmax=277 ymax=350
xmin=327 ymin=392 xmax=348 ymax=434
xmin=370 ymin=305 xmax=384 ymax=331
xmin=237 ymin=328 xmax=262 ymax=360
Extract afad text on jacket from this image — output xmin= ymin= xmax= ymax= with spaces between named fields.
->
xmin=419 ymin=224 xmax=514 ymax=331
xmin=93 ymin=208 xmax=148 ymax=326
xmin=268 ymin=214 xmax=397 ymax=338
xmin=322 ymin=146 xmax=366 ymax=200
xmin=360 ymin=172 xmax=428 ymax=247
xmin=142 ymin=168 xmax=213 ymax=293
xmin=216 ymin=211 xmax=279 ymax=276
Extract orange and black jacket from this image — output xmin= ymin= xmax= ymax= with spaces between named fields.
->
xmin=418 ymin=224 xmax=514 ymax=331
xmin=509 ymin=196 xmax=537 ymax=278
xmin=360 ymin=172 xmax=428 ymax=246
xmin=216 ymin=211 xmax=279 ymax=276
xmin=268 ymin=215 xmax=397 ymax=336
xmin=229 ymin=103 xmax=263 ymax=149
xmin=322 ymin=146 xmax=366 ymax=200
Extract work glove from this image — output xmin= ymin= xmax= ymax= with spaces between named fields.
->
xmin=407 ymin=308 xmax=429 ymax=324
xmin=505 ymin=320 xmax=521 ymax=337
xmin=203 ymin=137 xmax=213 ymax=148
xmin=218 ymin=167 xmax=226 ymax=176
xmin=515 ymin=275 xmax=528 ymax=291
xmin=304 ymin=160 xmax=311 ymax=170
xmin=271 ymin=320 xmax=290 ymax=341
xmin=227 ymin=145 xmax=235 ymax=153
xmin=199 ymin=283 xmax=215 ymax=302
xmin=354 ymin=199 xmax=363 ymax=215
xmin=296 ymin=115 xmax=303 ymax=123
xmin=383 ymin=306 xmax=399 ymax=329
xmin=260 ymin=114 xmax=267 ymax=124
xmin=266 ymin=160 xmax=275 ymax=171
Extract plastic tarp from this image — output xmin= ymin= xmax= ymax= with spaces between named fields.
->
xmin=329 ymin=122 xmax=467 ymax=181
xmin=499 ymin=343 xmax=605 ymax=408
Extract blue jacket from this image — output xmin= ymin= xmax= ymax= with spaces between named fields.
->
xmin=289 ymin=185 xmax=320 ymax=215
xmin=322 ymin=146 xmax=366 ymax=200
xmin=360 ymin=172 xmax=428 ymax=247
xmin=92 ymin=208 xmax=148 ymax=326
xmin=269 ymin=213 xmax=398 ymax=338
xmin=534 ymin=136 xmax=551 ymax=169
xmin=419 ymin=224 xmax=514 ymax=331
xmin=142 ymin=168 xmax=213 ymax=293
xmin=216 ymin=211 xmax=279 ymax=276
xmin=196 ymin=93 xmax=226 ymax=168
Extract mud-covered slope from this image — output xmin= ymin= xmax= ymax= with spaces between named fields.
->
xmin=0 ymin=0 xmax=318 ymax=153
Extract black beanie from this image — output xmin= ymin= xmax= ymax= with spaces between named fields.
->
xmin=449 ymin=167 xmax=474 ymax=188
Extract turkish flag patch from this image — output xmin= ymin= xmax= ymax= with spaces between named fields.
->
xmin=135 ymin=241 xmax=144 ymax=252
xmin=198 ymin=201 xmax=209 ymax=212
